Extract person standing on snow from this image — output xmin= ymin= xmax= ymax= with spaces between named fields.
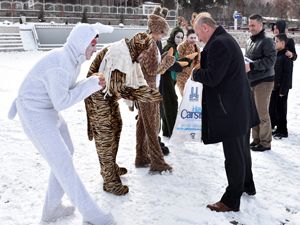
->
xmin=192 ymin=12 xmax=259 ymax=212
xmin=8 ymin=23 xmax=115 ymax=225
xmin=85 ymin=32 xmax=162 ymax=195
xmin=245 ymin=14 xmax=276 ymax=152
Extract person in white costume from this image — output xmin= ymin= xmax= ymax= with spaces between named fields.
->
xmin=8 ymin=23 xmax=115 ymax=225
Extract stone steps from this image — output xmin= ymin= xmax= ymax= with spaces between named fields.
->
xmin=0 ymin=32 xmax=24 ymax=52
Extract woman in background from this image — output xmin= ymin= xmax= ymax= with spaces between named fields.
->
xmin=160 ymin=26 xmax=185 ymax=138
xmin=177 ymin=29 xmax=200 ymax=96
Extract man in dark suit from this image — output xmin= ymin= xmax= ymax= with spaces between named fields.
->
xmin=192 ymin=12 xmax=260 ymax=212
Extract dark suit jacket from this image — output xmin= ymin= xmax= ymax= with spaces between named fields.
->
xmin=193 ymin=26 xmax=259 ymax=144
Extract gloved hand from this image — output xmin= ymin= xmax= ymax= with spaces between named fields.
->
xmin=157 ymin=48 xmax=176 ymax=74
xmin=177 ymin=61 xmax=189 ymax=67
xmin=178 ymin=52 xmax=198 ymax=67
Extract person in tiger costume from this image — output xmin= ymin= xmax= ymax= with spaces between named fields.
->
xmin=85 ymin=33 xmax=162 ymax=195
xmin=135 ymin=7 xmax=198 ymax=172
xmin=135 ymin=7 xmax=176 ymax=172
xmin=176 ymin=28 xmax=201 ymax=96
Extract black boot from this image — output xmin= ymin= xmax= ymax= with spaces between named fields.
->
xmin=158 ymin=136 xmax=170 ymax=156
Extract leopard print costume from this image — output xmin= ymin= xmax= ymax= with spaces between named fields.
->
xmin=136 ymin=41 xmax=175 ymax=173
xmin=176 ymin=41 xmax=201 ymax=96
xmin=85 ymin=33 xmax=162 ymax=195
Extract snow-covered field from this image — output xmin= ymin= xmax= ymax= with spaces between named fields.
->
xmin=1 ymin=46 xmax=300 ymax=225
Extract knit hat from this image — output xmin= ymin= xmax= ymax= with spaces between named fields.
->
xmin=147 ymin=7 xmax=169 ymax=36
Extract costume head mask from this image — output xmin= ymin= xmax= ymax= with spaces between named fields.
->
xmin=126 ymin=32 xmax=153 ymax=62
xmin=147 ymin=6 xmax=169 ymax=36
xmin=66 ymin=23 xmax=113 ymax=63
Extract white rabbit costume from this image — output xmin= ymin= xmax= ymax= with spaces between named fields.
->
xmin=8 ymin=23 xmax=115 ymax=225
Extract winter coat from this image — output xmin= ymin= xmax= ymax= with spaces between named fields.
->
xmin=274 ymin=49 xmax=293 ymax=96
xmin=192 ymin=26 xmax=259 ymax=144
xmin=245 ymin=29 xmax=276 ymax=87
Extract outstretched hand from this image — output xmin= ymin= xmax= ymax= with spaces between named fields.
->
xmin=167 ymin=47 xmax=174 ymax=57
xmin=185 ymin=52 xmax=198 ymax=60
xmin=97 ymin=72 xmax=106 ymax=88
xmin=178 ymin=61 xmax=189 ymax=67
xmin=193 ymin=63 xmax=201 ymax=70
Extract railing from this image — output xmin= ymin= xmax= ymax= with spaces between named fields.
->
xmin=0 ymin=1 xmax=176 ymax=16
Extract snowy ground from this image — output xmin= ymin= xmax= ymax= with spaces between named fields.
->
xmin=1 ymin=46 xmax=300 ymax=225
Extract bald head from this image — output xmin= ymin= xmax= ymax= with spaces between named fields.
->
xmin=193 ymin=12 xmax=217 ymax=43
xmin=194 ymin=12 xmax=217 ymax=28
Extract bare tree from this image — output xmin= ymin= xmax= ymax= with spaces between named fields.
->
xmin=273 ymin=0 xmax=290 ymax=19
xmin=289 ymin=0 xmax=300 ymax=21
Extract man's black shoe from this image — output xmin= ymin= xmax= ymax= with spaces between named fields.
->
xmin=250 ymin=141 xmax=258 ymax=147
xmin=244 ymin=188 xmax=256 ymax=196
xmin=274 ymin=133 xmax=288 ymax=139
xmin=245 ymin=190 xmax=256 ymax=196
xmin=251 ymin=144 xmax=271 ymax=152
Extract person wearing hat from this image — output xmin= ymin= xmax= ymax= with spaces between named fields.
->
xmin=85 ymin=32 xmax=162 ymax=195
xmin=273 ymin=20 xmax=297 ymax=61
xmin=135 ymin=6 xmax=176 ymax=172
xmin=8 ymin=23 xmax=115 ymax=225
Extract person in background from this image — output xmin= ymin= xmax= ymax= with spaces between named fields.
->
xmin=269 ymin=34 xmax=293 ymax=139
xmin=160 ymin=26 xmax=185 ymax=138
xmin=192 ymin=12 xmax=259 ymax=212
xmin=273 ymin=20 xmax=297 ymax=62
xmin=245 ymin=14 xmax=276 ymax=152
xmin=85 ymin=33 xmax=162 ymax=196
xmin=8 ymin=23 xmax=115 ymax=225
xmin=177 ymin=28 xmax=200 ymax=96
xmin=271 ymin=20 xmax=297 ymax=137
xmin=148 ymin=7 xmax=171 ymax=156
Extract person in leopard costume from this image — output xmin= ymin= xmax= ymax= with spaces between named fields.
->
xmin=135 ymin=7 xmax=176 ymax=172
xmin=85 ymin=32 xmax=162 ymax=195
xmin=177 ymin=28 xmax=201 ymax=96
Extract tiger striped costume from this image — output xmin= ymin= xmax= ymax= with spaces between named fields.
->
xmin=85 ymin=33 xmax=162 ymax=195
xmin=176 ymin=41 xmax=201 ymax=96
xmin=136 ymin=41 xmax=175 ymax=172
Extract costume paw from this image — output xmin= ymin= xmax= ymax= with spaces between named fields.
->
xmin=41 ymin=205 xmax=75 ymax=222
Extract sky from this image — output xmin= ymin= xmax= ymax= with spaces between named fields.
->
xmin=0 ymin=45 xmax=300 ymax=225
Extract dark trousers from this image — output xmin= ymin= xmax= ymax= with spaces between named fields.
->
xmin=269 ymin=89 xmax=289 ymax=134
xmin=159 ymin=73 xmax=178 ymax=138
xmin=220 ymin=132 xmax=255 ymax=210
